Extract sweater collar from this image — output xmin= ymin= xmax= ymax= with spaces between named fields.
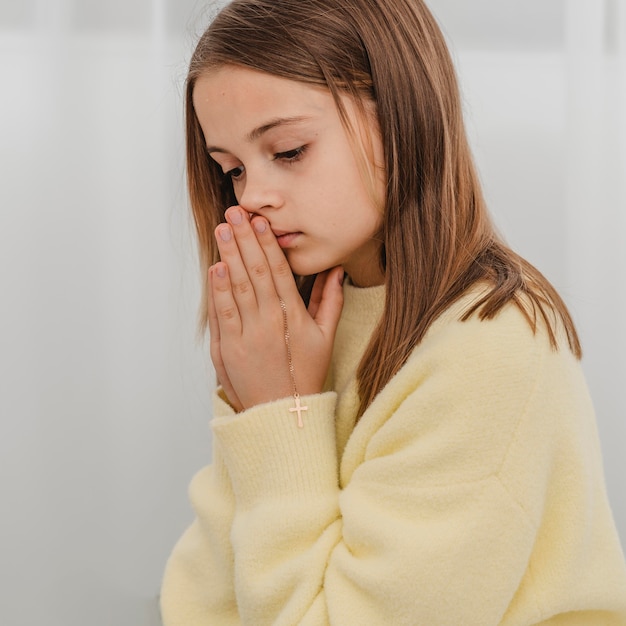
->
xmin=341 ymin=279 xmax=386 ymax=327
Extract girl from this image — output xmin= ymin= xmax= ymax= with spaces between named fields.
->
xmin=161 ymin=0 xmax=626 ymax=624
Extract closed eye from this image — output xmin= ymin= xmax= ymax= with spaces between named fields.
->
xmin=273 ymin=146 xmax=307 ymax=163
xmin=225 ymin=165 xmax=245 ymax=180
xmin=221 ymin=145 xmax=307 ymax=180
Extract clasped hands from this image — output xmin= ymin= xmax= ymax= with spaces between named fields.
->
xmin=208 ymin=206 xmax=345 ymax=412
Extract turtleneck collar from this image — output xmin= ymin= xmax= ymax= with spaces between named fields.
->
xmin=340 ymin=279 xmax=386 ymax=327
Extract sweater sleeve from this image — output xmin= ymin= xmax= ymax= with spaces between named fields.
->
xmin=209 ymin=306 xmax=626 ymax=626
xmin=211 ymin=397 xmax=531 ymax=625
xmin=211 ymin=391 xmax=341 ymax=626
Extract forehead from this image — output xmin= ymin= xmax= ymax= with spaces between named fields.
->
xmin=192 ymin=67 xmax=332 ymax=134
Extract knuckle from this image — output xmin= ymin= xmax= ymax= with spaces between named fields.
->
xmin=273 ymin=258 xmax=293 ymax=278
xmin=250 ymin=262 xmax=269 ymax=279
xmin=231 ymin=279 xmax=252 ymax=296
xmin=217 ymin=305 xmax=238 ymax=321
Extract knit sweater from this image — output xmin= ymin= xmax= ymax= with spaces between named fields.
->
xmin=161 ymin=282 xmax=626 ymax=625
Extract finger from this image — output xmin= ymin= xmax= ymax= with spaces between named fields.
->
xmin=215 ymin=221 xmax=260 ymax=311
xmin=250 ymin=215 xmax=303 ymax=310
xmin=307 ymin=271 xmax=326 ymax=319
xmin=224 ymin=206 xmax=277 ymax=304
xmin=309 ymin=266 xmax=344 ymax=335
xmin=208 ymin=266 xmax=229 ymax=383
xmin=207 ymin=266 xmax=221 ymax=354
xmin=211 ymin=261 xmax=243 ymax=337
xmin=208 ymin=267 xmax=244 ymax=411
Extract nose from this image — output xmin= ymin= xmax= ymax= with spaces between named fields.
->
xmin=236 ymin=167 xmax=283 ymax=215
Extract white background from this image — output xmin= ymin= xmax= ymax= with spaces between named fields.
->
xmin=0 ymin=1 xmax=624 ymax=624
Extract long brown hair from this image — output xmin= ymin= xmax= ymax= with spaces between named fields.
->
xmin=185 ymin=0 xmax=581 ymax=417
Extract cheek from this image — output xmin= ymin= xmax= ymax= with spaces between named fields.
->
xmin=361 ymin=208 xmax=384 ymax=240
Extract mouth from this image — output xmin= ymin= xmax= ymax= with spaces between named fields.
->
xmin=272 ymin=230 xmax=302 ymax=249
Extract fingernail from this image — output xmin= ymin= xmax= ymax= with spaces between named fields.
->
xmin=218 ymin=226 xmax=232 ymax=242
xmin=253 ymin=219 xmax=267 ymax=234
xmin=216 ymin=264 xmax=226 ymax=278
xmin=229 ymin=209 xmax=243 ymax=225
xmin=338 ymin=269 xmax=345 ymax=285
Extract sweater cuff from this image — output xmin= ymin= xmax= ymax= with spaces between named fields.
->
xmin=211 ymin=392 xmax=338 ymax=509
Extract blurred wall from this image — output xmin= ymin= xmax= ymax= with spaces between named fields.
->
xmin=0 ymin=1 xmax=624 ymax=624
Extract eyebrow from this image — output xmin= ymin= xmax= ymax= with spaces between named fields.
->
xmin=206 ymin=116 xmax=311 ymax=154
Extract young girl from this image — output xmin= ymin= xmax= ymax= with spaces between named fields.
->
xmin=161 ymin=0 xmax=626 ymax=623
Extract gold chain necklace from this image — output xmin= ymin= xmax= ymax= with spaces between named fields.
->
xmin=279 ymin=299 xmax=308 ymax=428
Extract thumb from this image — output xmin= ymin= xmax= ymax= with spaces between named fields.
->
xmin=310 ymin=266 xmax=344 ymax=335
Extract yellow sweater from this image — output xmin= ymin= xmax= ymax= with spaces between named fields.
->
xmin=161 ymin=283 xmax=626 ymax=625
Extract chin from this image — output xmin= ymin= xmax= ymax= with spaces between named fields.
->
xmin=284 ymin=254 xmax=333 ymax=278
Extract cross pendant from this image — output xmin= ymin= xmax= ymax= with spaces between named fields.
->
xmin=289 ymin=394 xmax=308 ymax=428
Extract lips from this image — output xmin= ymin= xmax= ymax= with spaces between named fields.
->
xmin=272 ymin=229 xmax=301 ymax=248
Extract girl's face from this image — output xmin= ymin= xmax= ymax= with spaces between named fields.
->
xmin=192 ymin=66 xmax=386 ymax=287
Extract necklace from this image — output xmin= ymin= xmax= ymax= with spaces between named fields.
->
xmin=279 ymin=299 xmax=308 ymax=428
